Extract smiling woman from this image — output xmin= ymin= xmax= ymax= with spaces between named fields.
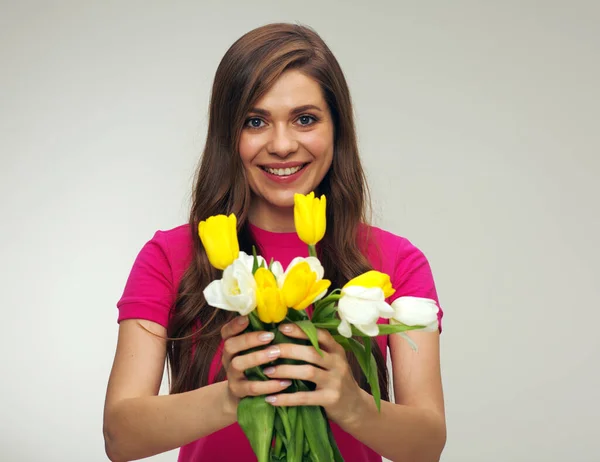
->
xmin=104 ymin=22 xmax=445 ymax=462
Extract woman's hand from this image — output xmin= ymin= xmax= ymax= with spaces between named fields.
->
xmin=220 ymin=316 xmax=293 ymax=417
xmin=261 ymin=323 xmax=366 ymax=428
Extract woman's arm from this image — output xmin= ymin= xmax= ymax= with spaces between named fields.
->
xmin=102 ymin=319 xmax=237 ymax=462
xmin=341 ymin=331 xmax=446 ymax=462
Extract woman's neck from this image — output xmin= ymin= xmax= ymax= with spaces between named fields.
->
xmin=248 ymin=200 xmax=295 ymax=232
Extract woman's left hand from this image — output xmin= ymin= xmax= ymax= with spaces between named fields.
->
xmin=262 ymin=323 xmax=366 ymax=428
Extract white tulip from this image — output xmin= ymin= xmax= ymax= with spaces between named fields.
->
xmin=337 ymin=285 xmax=395 ymax=337
xmin=236 ymin=251 xmax=266 ymax=272
xmin=202 ymin=252 xmax=261 ymax=316
xmin=390 ymin=296 xmax=439 ymax=332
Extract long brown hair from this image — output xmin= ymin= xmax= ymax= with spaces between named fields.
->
xmin=166 ymin=23 xmax=389 ymax=401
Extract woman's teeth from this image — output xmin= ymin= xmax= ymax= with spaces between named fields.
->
xmin=264 ymin=165 xmax=304 ymax=176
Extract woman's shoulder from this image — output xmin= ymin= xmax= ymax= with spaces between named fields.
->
xmin=149 ymin=223 xmax=193 ymax=246
xmin=139 ymin=223 xmax=194 ymax=284
xmin=358 ymin=222 xmax=427 ymax=264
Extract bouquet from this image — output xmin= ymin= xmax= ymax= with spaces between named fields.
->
xmin=198 ymin=192 xmax=439 ymax=462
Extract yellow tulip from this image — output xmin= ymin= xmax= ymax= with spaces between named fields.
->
xmin=344 ymin=270 xmax=396 ymax=298
xmin=294 ymin=192 xmax=326 ymax=246
xmin=198 ymin=214 xmax=239 ymax=270
xmin=254 ymin=268 xmax=287 ymax=323
xmin=281 ymin=261 xmax=331 ymax=310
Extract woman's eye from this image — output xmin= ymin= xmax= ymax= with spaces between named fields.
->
xmin=246 ymin=117 xmax=265 ymax=129
xmin=297 ymin=115 xmax=316 ymax=126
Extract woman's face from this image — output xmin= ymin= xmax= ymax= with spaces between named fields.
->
xmin=238 ymin=70 xmax=334 ymax=213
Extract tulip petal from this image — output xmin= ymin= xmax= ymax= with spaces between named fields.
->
xmin=315 ymin=195 xmax=326 ymax=243
xmin=203 ymin=280 xmax=230 ymax=310
xmin=375 ymin=301 xmax=396 ymax=318
xmin=344 ymin=270 xmax=395 ymax=297
xmin=341 ymin=286 xmax=385 ymax=301
xmin=304 ymin=256 xmax=325 ymax=280
xmin=355 ymin=322 xmax=380 ymax=337
xmin=338 ymin=319 xmax=352 ymax=338
xmin=338 ymin=295 xmax=381 ymax=325
xmin=271 ymin=261 xmax=284 ymax=283
xmin=391 ymin=296 xmax=439 ymax=331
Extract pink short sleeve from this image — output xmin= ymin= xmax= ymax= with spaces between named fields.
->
xmin=389 ymin=238 xmax=444 ymax=333
xmin=116 ymin=230 xmax=177 ymax=328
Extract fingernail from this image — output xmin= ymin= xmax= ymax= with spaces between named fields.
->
xmin=237 ymin=316 xmax=247 ymax=325
xmin=258 ymin=332 xmax=274 ymax=342
xmin=279 ymin=380 xmax=291 ymax=387
xmin=263 ymin=367 xmax=275 ymax=375
xmin=280 ymin=324 xmax=292 ymax=333
xmin=266 ymin=346 xmax=280 ymax=358
xmin=265 ymin=396 xmax=277 ymax=403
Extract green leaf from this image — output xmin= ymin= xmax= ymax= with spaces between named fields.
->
xmin=244 ymin=366 xmax=269 ymax=381
xmin=252 ymin=246 xmax=259 ymax=274
xmin=248 ymin=311 xmax=266 ymax=332
xmin=295 ymin=320 xmax=324 ymax=357
xmin=275 ymin=407 xmax=292 ymax=442
xmin=332 ymin=334 xmax=351 ymax=351
xmin=311 ymin=301 xmax=337 ymax=324
xmin=313 ymin=290 xmax=341 ymax=309
xmin=300 ymin=405 xmax=334 ymax=462
xmin=325 ymin=410 xmax=345 ymax=462
xmin=273 ymin=414 xmax=287 ymax=455
xmin=285 ymin=309 xmax=306 ymax=323
xmin=345 ymin=338 xmax=381 ymax=412
xmin=376 ymin=323 xmax=425 ymax=335
xmin=312 ymin=320 xmax=340 ymax=330
xmin=368 ymin=347 xmax=381 ymax=412
xmin=291 ymin=405 xmax=304 ymax=462
xmin=364 ymin=337 xmax=372 ymax=381
xmin=346 ymin=339 xmax=369 ymax=376
xmin=237 ymin=396 xmax=275 ymax=462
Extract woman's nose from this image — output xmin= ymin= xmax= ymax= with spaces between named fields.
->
xmin=267 ymin=125 xmax=299 ymax=157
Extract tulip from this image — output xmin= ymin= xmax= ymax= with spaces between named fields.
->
xmin=274 ymin=257 xmax=331 ymax=311
xmin=337 ymin=286 xmax=395 ymax=337
xmin=336 ymin=270 xmax=396 ymax=337
xmin=254 ymin=268 xmax=287 ymax=323
xmin=294 ymin=192 xmax=326 ymax=247
xmin=198 ymin=214 xmax=239 ymax=270
xmin=390 ymin=296 xmax=439 ymax=332
xmin=344 ymin=270 xmax=395 ymax=298
xmin=203 ymin=255 xmax=257 ymax=315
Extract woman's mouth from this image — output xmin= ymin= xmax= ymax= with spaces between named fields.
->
xmin=259 ymin=163 xmax=308 ymax=182
xmin=261 ymin=164 xmax=306 ymax=176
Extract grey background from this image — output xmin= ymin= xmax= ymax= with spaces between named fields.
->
xmin=1 ymin=1 xmax=599 ymax=461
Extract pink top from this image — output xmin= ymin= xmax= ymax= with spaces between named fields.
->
xmin=116 ymin=223 xmax=443 ymax=461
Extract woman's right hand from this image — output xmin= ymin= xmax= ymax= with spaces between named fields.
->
xmin=220 ymin=316 xmax=292 ymax=415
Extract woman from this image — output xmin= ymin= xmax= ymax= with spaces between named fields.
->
xmin=103 ymin=23 xmax=446 ymax=462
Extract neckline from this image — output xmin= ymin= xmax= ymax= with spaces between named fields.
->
xmin=248 ymin=222 xmax=304 ymax=248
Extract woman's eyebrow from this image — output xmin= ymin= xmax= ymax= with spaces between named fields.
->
xmin=248 ymin=104 xmax=324 ymax=117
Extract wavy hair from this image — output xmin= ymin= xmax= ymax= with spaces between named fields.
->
xmin=166 ymin=23 xmax=389 ymax=401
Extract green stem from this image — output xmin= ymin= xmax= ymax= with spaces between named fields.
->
xmin=308 ymin=244 xmax=317 ymax=257
xmin=248 ymin=311 xmax=265 ymax=331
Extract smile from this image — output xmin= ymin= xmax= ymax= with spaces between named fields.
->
xmin=260 ymin=164 xmax=307 ymax=177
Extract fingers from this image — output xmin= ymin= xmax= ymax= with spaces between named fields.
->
xmin=230 ymin=378 xmax=293 ymax=399
xmin=265 ymin=389 xmax=339 ymax=407
xmin=263 ymin=363 xmax=327 ymax=384
xmin=220 ymin=315 xmax=249 ymax=341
